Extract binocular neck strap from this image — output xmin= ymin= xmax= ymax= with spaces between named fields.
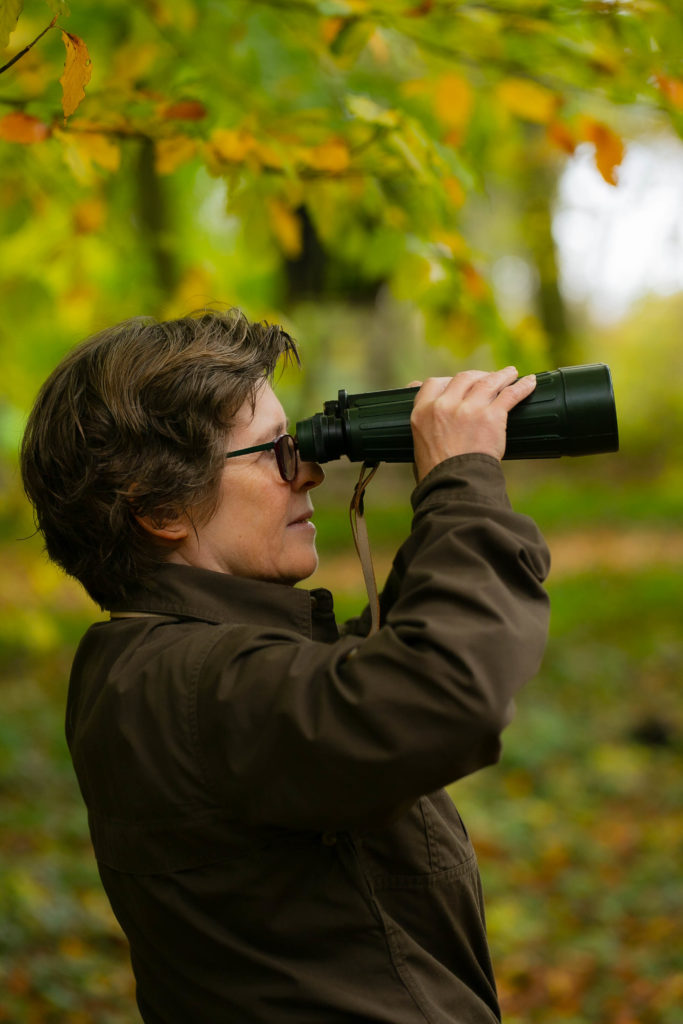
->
xmin=349 ymin=461 xmax=381 ymax=636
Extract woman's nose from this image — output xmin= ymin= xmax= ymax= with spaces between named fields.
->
xmin=293 ymin=459 xmax=325 ymax=491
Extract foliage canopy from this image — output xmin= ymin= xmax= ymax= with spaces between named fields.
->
xmin=1 ymin=0 xmax=683 ymax=419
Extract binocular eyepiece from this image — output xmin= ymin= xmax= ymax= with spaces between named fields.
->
xmin=295 ymin=364 xmax=619 ymax=464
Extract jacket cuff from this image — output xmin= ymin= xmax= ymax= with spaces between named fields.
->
xmin=410 ymin=453 xmax=510 ymax=513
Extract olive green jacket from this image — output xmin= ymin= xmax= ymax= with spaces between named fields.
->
xmin=66 ymin=454 xmax=550 ymax=1023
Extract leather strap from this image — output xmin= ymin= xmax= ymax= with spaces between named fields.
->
xmin=349 ymin=461 xmax=381 ymax=635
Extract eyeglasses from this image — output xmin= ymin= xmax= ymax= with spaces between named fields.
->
xmin=224 ymin=433 xmax=299 ymax=483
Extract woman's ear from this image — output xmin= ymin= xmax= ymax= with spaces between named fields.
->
xmin=134 ymin=514 xmax=190 ymax=544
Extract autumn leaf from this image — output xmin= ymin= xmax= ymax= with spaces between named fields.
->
xmin=161 ymin=99 xmax=207 ymax=121
xmin=321 ymin=17 xmax=344 ymax=46
xmin=60 ymin=31 xmax=92 ymax=120
xmin=443 ymin=175 xmax=466 ymax=208
xmin=0 ymin=0 xmax=22 ymax=52
xmin=0 ymin=111 xmax=49 ymax=143
xmin=206 ymin=127 xmax=254 ymax=166
xmin=656 ymin=73 xmax=683 ymax=110
xmin=404 ymin=0 xmax=434 ymax=14
xmin=434 ymin=73 xmax=473 ymax=142
xmin=580 ymin=116 xmax=624 ymax=185
xmin=268 ymin=198 xmax=302 ymax=258
xmin=497 ymin=77 xmax=558 ymax=124
xmin=301 ymin=138 xmax=350 ymax=174
xmin=55 ymin=128 xmax=120 ymax=184
xmin=547 ymin=119 xmax=576 ymax=155
xmin=155 ymin=135 xmax=198 ymax=175
xmin=72 ymin=197 xmax=106 ymax=235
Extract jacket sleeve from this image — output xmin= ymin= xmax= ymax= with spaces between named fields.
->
xmin=194 ymin=454 xmax=550 ymax=831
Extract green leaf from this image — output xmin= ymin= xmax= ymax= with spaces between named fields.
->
xmin=45 ymin=0 xmax=70 ymax=15
xmin=330 ymin=17 xmax=373 ymax=64
xmin=0 ymin=0 xmax=23 ymax=51
xmin=346 ymin=93 xmax=400 ymax=127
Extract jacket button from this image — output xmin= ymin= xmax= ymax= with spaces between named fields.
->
xmin=321 ymin=832 xmax=337 ymax=846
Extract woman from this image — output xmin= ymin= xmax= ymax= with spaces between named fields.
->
xmin=21 ymin=308 xmax=550 ymax=1023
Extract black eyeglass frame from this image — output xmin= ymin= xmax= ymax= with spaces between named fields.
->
xmin=224 ymin=433 xmax=299 ymax=483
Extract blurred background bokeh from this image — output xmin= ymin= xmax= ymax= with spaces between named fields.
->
xmin=1 ymin=2 xmax=681 ymax=1021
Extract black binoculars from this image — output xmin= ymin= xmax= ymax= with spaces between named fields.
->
xmin=296 ymin=364 xmax=619 ymax=464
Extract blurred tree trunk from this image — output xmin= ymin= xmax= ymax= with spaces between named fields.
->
xmin=136 ymin=137 xmax=178 ymax=305
xmin=521 ymin=146 xmax=572 ymax=366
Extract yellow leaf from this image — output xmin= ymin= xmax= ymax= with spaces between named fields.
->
xmin=367 ymin=28 xmax=389 ymax=63
xmin=322 ymin=18 xmax=345 ymax=46
xmin=302 ymin=138 xmax=350 ymax=173
xmin=155 ymin=135 xmax=197 ymax=175
xmin=55 ymin=128 xmax=120 ymax=184
xmin=443 ymin=175 xmax=466 ymax=208
xmin=497 ymin=77 xmax=557 ymax=124
xmin=163 ymin=265 xmax=215 ymax=320
xmin=580 ymin=117 xmax=624 ymax=186
xmin=434 ymin=73 xmax=473 ymax=136
xmin=0 ymin=0 xmax=22 ymax=52
xmin=252 ymin=139 xmax=283 ymax=170
xmin=207 ymin=128 xmax=254 ymax=165
xmin=112 ymin=40 xmax=158 ymax=86
xmin=268 ymin=198 xmax=302 ymax=258
xmin=60 ymin=31 xmax=92 ymax=120
xmin=80 ymin=132 xmax=120 ymax=172
xmin=0 ymin=111 xmax=50 ymax=144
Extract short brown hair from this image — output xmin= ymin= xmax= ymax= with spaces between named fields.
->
xmin=20 ymin=309 xmax=299 ymax=608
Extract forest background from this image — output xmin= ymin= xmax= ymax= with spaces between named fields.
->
xmin=1 ymin=1 xmax=682 ymax=1021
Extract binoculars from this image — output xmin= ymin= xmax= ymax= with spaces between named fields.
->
xmin=296 ymin=364 xmax=619 ymax=464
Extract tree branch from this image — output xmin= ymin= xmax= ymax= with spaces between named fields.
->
xmin=0 ymin=16 xmax=58 ymax=76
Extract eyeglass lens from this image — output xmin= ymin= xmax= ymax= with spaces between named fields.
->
xmin=276 ymin=435 xmax=298 ymax=482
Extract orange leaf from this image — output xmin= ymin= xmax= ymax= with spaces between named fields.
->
xmin=404 ymin=0 xmax=435 ymax=14
xmin=656 ymin=73 xmax=683 ymax=110
xmin=0 ymin=112 xmax=50 ymax=144
xmin=321 ymin=17 xmax=345 ymax=46
xmin=162 ymin=100 xmax=207 ymax=121
xmin=580 ymin=117 xmax=624 ymax=185
xmin=60 ymin=31 xmax=92 ymax=120
xmin=73 ymin=197 xmax=106 ymax=235
xmin=462 ymin=263 xmax=488 ymax=299
xmin=547 ymin=119 xmax=576 ymax=155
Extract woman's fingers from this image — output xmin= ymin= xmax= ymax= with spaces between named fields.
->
xmin=409 ymin=367 xmax=537 ymax=479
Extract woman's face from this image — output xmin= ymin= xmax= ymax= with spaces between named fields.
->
xmin=169 ymin=381 xmax=324 ymax=584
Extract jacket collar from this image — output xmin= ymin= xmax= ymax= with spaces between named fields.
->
xmin=107 ymin=563 xmax=338 ymax=642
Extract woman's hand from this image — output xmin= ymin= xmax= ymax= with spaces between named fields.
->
xmin=409 ymin=367 xmax=536 ymax=482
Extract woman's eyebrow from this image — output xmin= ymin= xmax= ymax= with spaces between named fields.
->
xmin=256 ymin=419 xmax=287 ymax=444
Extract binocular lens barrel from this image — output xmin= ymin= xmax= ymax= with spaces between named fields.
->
xmin=295 ymin=363 xmax=619 ymax=465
